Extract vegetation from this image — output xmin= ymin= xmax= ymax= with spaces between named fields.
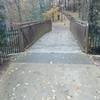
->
xmin=6 ymin=0 xmax=53 ymax=23
xmin=89 ymin=0 xmax=100 ymax=36
xmin=0 ymin=0 xmax=7 ymax=47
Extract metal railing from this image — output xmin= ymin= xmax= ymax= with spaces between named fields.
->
xmin=64 ymin=12 xmax=88 ymax=52
xmin=21 ymin=20 xmax=52 ymax=49
xmin=70 ymin=19 xmax=88 ymax=52
xmin=0 ymin=20 xmax=52 ymax=59
xmin=0 ymin=27 xmax=23 ymax=54
xmin=64 ymin=12 xmax=100 ymax=54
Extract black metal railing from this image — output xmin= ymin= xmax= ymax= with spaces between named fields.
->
xmin=0 ymin=26 xmax=24 ymax=55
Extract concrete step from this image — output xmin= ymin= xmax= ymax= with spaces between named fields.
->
xmin=0 ymin=63 xmax=100 ymax=100
xmin=11 ymin=52 xmax=92 ymax=64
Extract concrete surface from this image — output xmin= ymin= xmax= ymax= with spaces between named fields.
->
xmin=0 ymin=63 xmax=100 ymax=100
xmin=12 ymin=53 xmax=91 ymax=64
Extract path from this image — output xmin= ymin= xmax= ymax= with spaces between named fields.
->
xmin=0 ymin=22 xmax=100 ymax=100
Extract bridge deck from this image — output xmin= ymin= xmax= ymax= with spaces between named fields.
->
xmin=28 ymin=22 xmax=81 ymax=53
xmin=10 ymin=21 xmax=91 ymax=64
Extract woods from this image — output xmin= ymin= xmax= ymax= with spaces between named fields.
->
xmin=0 ymin=0 xmax=7 ymax=47
xmin=0 ymin=0 xmax=53 ymax=54
xmin=5 ymin=0 xmax=53 ymax=24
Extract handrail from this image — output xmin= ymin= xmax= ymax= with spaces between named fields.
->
xmin=20 ymin=20 xmax=50 ymax=28
xmin=10 ymin=21 xmax=38 ymax=27
xmin=63 ymin=11 xmax=88 ymax=25
xmin=19 ymin=21 xmax=38 ymax=26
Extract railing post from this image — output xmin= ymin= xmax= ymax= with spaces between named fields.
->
xmin=84 ymin=24 xmax=90 ymax=53
xmin=19 ymin=27 xmax=24 ymax=52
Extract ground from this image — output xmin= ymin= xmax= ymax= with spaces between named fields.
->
xmin=0 ymin=22 xmax=100 ymax=100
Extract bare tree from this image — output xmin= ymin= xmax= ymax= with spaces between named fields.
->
xmin=15 ymin=0 xmax=22 ymax=22
xmin=0 ymin=0 xmax=7 ymax=46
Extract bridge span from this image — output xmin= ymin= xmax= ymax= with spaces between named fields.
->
xmin=0 ymin=21 xmax=100 ymax=100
